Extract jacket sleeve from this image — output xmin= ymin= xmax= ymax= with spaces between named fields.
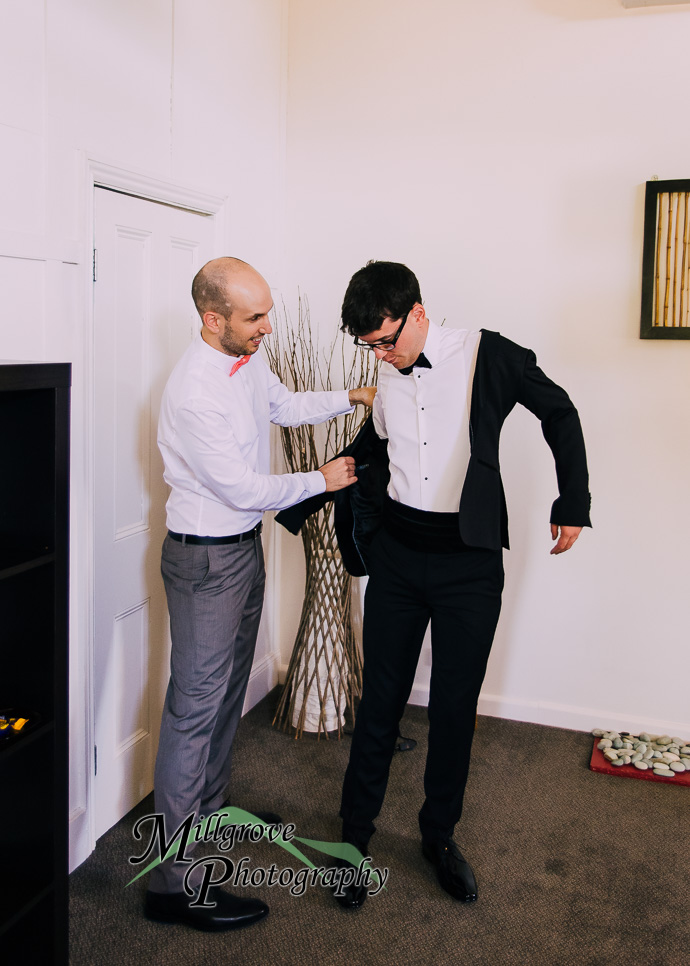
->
xmin=274 ymin=489 xmax=333 ymax=535
xmin=274 ymin=415 xmax=389 ymax=577
xmin=517 ymin=351 xmax=592 ymax=528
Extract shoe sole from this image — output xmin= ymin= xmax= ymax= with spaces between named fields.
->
xmin=144 ymin=906 xmax=269 ymax=932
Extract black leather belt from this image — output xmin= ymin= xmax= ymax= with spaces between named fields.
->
xmin=168 ymin=522 xmax=262 ymax=545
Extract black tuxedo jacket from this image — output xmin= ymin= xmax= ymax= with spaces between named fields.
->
xmin=276 ymin=330 xmax=591 ymax=576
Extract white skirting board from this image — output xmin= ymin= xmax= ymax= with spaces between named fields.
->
xmin=408 ymin=684 xmax=690 ymax=739
xmin=242 ymin=651 xmax=281 ymax=716
xmin=277 ymin=668 xmax=690 ymax=740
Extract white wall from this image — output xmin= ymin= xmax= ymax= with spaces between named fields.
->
xmin=0 ymin=0 xmax=288 ymax=870
xmin=283 ymin=0 xmax=690 ymax=737
xmin=3 ymin=0 xmax=690 ymax=873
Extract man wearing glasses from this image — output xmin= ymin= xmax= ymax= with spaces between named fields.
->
xmin=335 ymin=260 xmax=590 ymax=908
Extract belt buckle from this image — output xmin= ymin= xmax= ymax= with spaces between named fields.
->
xmin=246 ymin=522 xmax=260 ymax=542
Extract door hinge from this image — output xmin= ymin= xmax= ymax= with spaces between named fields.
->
xmin=94 ymin=744 xmax=98 ymax=776
xmin=92 ymin=248 xmax=98 ymax=282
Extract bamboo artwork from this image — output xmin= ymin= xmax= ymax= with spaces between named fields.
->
xmin=652 ymin=188 xmax=690 ymax=329
xmin=263 ymin=297 xmax=378 ymax=738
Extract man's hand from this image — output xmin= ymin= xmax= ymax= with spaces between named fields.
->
xmin=348 ymin=387 xmax=377 ymax=408
xmin=550 ymin=524 xmax=582 ymax=555
xmin=319 ymin=456 xmax=357 ymax=492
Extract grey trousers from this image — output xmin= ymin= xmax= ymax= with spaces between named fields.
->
xmin=149 ymin=533 xmax=265 ymax=893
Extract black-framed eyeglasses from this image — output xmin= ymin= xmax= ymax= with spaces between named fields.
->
xmin=353 ymin=312 xmax=409 ymax=351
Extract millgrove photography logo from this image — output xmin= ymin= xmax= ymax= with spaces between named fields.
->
xmin=127 ymin=806 xmax=389 ymax=905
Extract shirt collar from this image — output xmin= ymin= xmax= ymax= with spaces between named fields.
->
xmin=417 ymin=318 xmax=442 ymax=368
xmin=195 ymin=330 xmax=244 ymax=376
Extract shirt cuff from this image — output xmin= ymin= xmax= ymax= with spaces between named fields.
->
xmin=305 ymin=469 xmax=327 ymax=495
xmin=336 ymin=389 xmax=355 ymax=413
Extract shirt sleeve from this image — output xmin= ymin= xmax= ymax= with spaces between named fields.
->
xmin=175 ymin=401 xmax=327 ymax=513
xmin=263 ymin=363 xmax=354 ymax=427
xmin=372 ymin=380 xmax=388 ymax=440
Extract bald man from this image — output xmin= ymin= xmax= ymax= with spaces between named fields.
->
xmin=145 ymin=258 xmax=374 ymax=931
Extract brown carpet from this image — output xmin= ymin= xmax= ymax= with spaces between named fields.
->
xmin=69 ymin=688 xmax=690 ymax=965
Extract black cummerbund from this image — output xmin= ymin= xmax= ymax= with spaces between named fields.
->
xmin=382 ymin=496 xmax=470 ymax=553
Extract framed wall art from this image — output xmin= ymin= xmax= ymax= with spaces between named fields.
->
xmin=640 ymin=179 xmax=690 ymax=340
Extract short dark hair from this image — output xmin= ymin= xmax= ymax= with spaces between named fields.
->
xmin=340 ymin=261 xmax=422 ymax=337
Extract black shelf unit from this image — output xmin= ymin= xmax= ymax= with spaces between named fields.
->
xmin=0 ymin=362 xmax=70 ymax=966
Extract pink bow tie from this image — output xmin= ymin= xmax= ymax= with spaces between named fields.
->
xmin=229 ymin=355 xmax=251 ymax=377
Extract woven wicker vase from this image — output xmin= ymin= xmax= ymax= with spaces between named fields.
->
xmin=273 ymin=504 xmax=362 ymax=738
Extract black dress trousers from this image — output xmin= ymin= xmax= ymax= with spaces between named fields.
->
xmin=340 ymin=526 xmax=504 ymax=847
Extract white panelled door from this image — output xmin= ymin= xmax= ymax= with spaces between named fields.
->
xmin=93 ymin=187 xmax=216 ymax=838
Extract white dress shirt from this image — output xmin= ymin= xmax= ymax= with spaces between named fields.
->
xmin=373 ymin=321 xmax=481 ymax=513
xmin=159 ymin=333 xmax=353 ymax=535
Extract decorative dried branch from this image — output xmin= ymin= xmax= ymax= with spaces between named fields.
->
xmin=678 ymin=191 xmax=690 ymax=326
xmin=672 ymin=193 xmax=681 ymax=326
xmin=655 ymin=194 xmax=663 ymax=326
xmin=264 ymin=295 xmax=378 ymax=471
xmin=664 ymin=192 xmax=673 ymax=326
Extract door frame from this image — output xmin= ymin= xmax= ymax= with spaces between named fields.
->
xmin=72 ymin=158 xmax=226 ymax=869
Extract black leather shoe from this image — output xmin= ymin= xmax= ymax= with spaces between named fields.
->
xmin=332 ymin=857 xmax=368 ymax=910
xmin=422 ymin=837 xmax=478 ymax=902
xmin=144 ymin=886 xmax=269 ymax=931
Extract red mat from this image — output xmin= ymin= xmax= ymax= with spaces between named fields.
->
xmin=590 ymin=739 xmax=690 ymax=787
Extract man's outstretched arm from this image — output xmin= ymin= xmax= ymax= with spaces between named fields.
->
xmin=516 ymin=349 xmax=591 ymax=549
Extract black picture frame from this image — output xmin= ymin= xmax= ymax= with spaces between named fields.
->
xmin=640 ymin=179 xmax=690 ymax=340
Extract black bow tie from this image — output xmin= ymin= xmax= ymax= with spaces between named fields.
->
xmin=399 ymin=352 xmax=432 ymax=376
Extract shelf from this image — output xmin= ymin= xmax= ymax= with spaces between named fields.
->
xmin=0 ymin=889 xmax=63 ymax=966
xmin=0 ymin=552 xmax=55 ymax=582
xmin=0 ymin=363 xmax=71 ymax=391
xmin=0 ymin=362 xmax=70 ymax=966
xmin=0 ymin=564 xmax=59 ymax=719
xmin=0 ymin=720 xmax=54 ymax=762
xmin=0 ymin=884 xmax=53 ymax=939
xmin=0 ymin=729 xmax=56 ymax=932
